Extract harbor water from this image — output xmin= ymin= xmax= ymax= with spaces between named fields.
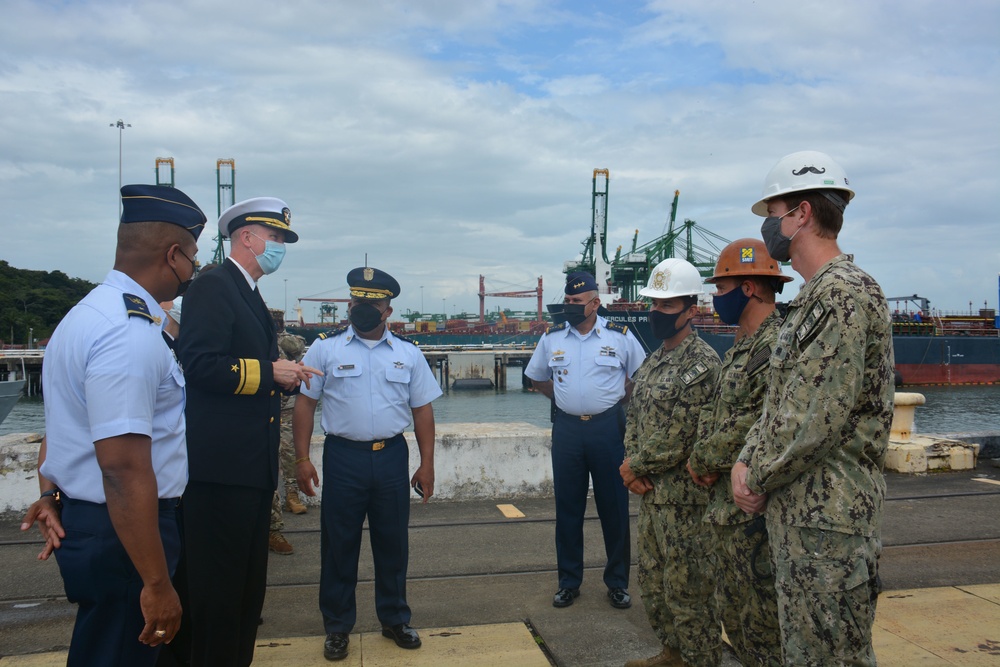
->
xmin=3 ymin=368 xmax=999 ymax=437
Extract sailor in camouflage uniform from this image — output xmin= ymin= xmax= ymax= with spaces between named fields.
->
xmin=620 ymin=258 xmax=722 ymax=667
xmin=732 ymin=151 xmax=894 ymax=667
xmin=268 ymin=309 xmax=309 ymax=555
xmin=687 ymin=239 xmax=791 ymax=666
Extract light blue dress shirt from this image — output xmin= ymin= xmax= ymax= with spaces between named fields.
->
xmin=525 ymin=315 xmax=646 ymax=416
xmin=300 ymin=326 xmax=443 ymax=441
xmin=40 ymin=270 xmax=188 ymax=503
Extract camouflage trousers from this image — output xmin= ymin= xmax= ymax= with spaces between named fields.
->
xmin=270 ymin=412 xmax=298 ymax=532
xmin=768 ymin=522 xmax=881 ymax=667
xmin=709 ymin=520 xmax=782 ymax=666
xmin=637 ymin=501 xmax=720 ymax=667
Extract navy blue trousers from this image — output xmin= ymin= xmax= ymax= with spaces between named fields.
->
xmin=551 ymin=406 xmax=630 ymax=590
xmin=55 ymin=497 xmax=181 ymax=667
xmin=320 ymin=434 xmax=411 ymax=633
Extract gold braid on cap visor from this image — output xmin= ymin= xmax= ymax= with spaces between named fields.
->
xmin=245 ymin=215 xmax=290 ymax=231
xmin=349 ymin=288 xmax=393 ymax=299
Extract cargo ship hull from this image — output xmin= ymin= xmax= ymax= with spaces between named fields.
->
xmin=604 ymin=311 xmax=1000 ymax=386
xmin=400 ymin=312 xmax=1000 ymax=386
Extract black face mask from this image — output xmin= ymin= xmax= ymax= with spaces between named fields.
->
xmin=349 ymin=302 xmax=384 ymax=333
xmin=562 ymin=303 xmax=589 ymax=328
xmin=650 ymin=309 xmax=689 ymax=340
xmin=170 ymin=249 xmax=196 ymax=298
xmin=760 ymin=205 xmax=800 ymax=263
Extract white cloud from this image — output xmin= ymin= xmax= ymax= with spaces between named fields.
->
xmin=1 ymin=0 xmax=997 ymax=323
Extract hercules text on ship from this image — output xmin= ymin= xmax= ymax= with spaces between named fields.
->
xmin=290 ymin=169 xmax=1000 ymax=387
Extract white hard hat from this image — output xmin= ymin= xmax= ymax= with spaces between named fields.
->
xmin=751 ymin=150 xmax=855 ymax=217
xmin=638 ymin=258 xmax=703 ymax=299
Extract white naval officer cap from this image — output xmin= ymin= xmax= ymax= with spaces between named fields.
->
xmin=219 ymin=197 xmax=298 ymax=243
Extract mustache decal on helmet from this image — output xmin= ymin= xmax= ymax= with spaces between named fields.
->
xmin=792 ymin=166 xmax=827 ymax=176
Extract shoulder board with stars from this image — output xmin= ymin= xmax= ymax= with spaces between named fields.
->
xmin=680 ymin=361 xmax=711 ymax=385
xmin=316 ymin=327 xmax=347 ymax=341
xmin=605 ymin=321 xmax=628 ymax=335
xmin=546 ymin=321 xmax=569 ymax=334
xmin=391 ymin=332 xmax=418 ymax=346
xmin=123 ymin=293 xmax=158 ymax=324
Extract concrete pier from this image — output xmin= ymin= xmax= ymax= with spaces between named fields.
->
xmin=421 ymin=348 xmax=533 ymax=390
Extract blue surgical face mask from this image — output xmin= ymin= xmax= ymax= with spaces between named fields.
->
xmin=712 ymin=285 xmax=751 ymax=325
xmin=250 ymin=232 xmax=286 ymax=275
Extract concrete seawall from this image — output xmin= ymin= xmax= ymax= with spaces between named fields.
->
xmin=3 ymin=425 xmax=999 ymax=516
xmin=0 ymin=423 xmax=556 ymax=514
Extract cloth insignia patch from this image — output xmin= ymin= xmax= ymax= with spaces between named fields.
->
xmin=796 ymin=302 xmax=828 ymax=343
xmin=123 ymin=293 xmax=155 ymax=323
xmin=746 ymin=345 xmax=772 ymax=376
xmin=740 ymin=246 xmax=754 ymax=263
xmin=681 ymin=361 xmax=710 ymax=385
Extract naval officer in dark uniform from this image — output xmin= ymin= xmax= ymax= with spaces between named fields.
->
xmin=293 ymin=267 xmax=441 ymax=662
xmin=26 ymin=184 xmax=205 ymax=666
xmin=525 ymin=272 xmax=646 ymax=609
xmin=176 ymin=197 xmax=319 ymax=666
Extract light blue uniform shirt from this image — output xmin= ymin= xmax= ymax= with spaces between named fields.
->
xmin=525 ymin=315 xmax=646 ymax=416
xmin=40 ymin=270 xmax=188 ymax=503
xmin=300 ymin=326 xmax=443 ymax=441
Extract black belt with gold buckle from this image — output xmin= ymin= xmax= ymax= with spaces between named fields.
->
xmin=326 ymin=434 xmax=402 ymax=451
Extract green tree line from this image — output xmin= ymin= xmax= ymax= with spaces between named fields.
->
xmin=1 ymin=260 xmax=97 ymax=347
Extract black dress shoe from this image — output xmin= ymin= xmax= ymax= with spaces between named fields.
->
xmin=381 ymin=623 xmax=421 ymax=649
xmin=324 ymin=632 xmax=349 ymax=661
xmin=552 ymin=587 xmax=580 ymax=608
xmin=608 ymin=587 xmax=632 ymax=609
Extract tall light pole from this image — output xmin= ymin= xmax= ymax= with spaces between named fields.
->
xmin=110 ymin=119 xmax=131 ymax=216
xmin=420 ymin=286 xmax=424 ymax=314
xmin=284 ymin=279 xmax=288 ymax=319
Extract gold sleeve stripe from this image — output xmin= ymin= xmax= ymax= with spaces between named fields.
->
xmin=234 ymin=358 xmax=262 ymax=395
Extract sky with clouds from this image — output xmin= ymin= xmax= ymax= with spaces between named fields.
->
xmin=2 ymin=0 xmax=998 ymax=324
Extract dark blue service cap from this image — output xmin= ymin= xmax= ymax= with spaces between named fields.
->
xmin=565 ymin=271 xmax=598 ymax=295
xmin=347 ymin=266 xmax=401 ymax=300
xmin=120 ymin=184 xmax=207 ymax=240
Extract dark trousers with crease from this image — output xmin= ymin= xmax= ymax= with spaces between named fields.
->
xmin=55 ymin=496 xmax=181 ymax=667
xmin=182 ymin=481 xmax=271 ymax=667
xmin=320 ymin=433 xmax=411 ymax=633
xmin=551 ymin=405 xmax=630 ymax=591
